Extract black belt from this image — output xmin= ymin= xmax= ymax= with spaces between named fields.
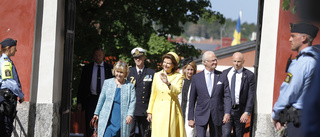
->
xmin=232 ymin=104 xmax=239 ymax=109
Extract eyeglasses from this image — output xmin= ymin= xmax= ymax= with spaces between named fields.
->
xmin=206 ymin=59 xmax=217 ymax=63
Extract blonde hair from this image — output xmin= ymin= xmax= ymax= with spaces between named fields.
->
xmin=112 ymin=60 xmax=130 ymax=78
xmin=1 ymin=46 xmax=10 ymax=54
xmin=182 ymin=61 xmax=197 ymax=78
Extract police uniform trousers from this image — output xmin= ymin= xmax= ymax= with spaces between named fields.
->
xmin=286 ymin=122 xmax=303 ymax=137
xmin=0 ymin=96 xmax=17 ymax=137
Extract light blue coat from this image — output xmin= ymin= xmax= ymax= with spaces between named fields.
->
xmin=94 ymin=78 xmax=136 ymax=137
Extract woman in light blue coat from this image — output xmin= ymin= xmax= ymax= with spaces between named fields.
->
xmin=93 ymin=60 xmax=136 ymax=137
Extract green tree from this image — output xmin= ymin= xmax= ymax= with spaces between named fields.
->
xmin=75 ymin=0 xmax=224 ymax=65
xmin=281 ymin=0 xmax=297 ymax=14
xmin=72 ymin=0 xmax=225 ymax=99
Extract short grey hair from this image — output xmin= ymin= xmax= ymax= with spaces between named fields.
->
xmin=202 ymin=51 xmax=215 ymax=64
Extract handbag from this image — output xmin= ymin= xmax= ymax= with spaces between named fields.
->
xmin=144 ymin=123 xmax=151 ymax=137
xmin=90 ymin=116 xmax=98 ymax=137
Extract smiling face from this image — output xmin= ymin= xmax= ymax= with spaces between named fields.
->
xmin=134 ymin=55 xmax=145 ymax=67
xmin=162 ymin=58 xmax=173 ymax=73
xmin=114 ymin=68 xmax=126 ymax=82
xmin=203 ymin=52 xmax=217 ymax=72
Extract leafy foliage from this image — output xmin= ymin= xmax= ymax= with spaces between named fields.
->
xmin=72 ymin=0 xmax=224 ymax=98
xmin=281 ymin=0 xmax=298 ymax=14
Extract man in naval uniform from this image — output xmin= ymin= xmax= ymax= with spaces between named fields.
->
xmin=128 ymin=47 xmax=155 ymax=137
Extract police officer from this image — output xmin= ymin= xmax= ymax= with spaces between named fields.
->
xmin=128 ymin=47 xmax=155 ymax=137
xmin=0 ymin=38 xmax=25 ymax=137
xmin=272 ymin=22 xmax=319 ymax=137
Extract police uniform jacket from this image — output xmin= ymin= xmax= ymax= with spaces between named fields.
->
xmin=128 ymin=66 xmax=155 ymax=116
xmin=272 ymin=46 xmax=317 ymax=120
xmin=0 ymin=53 xmax=23 ymax=99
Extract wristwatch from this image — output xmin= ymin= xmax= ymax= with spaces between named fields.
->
xmin=245 ymin=112 xmax=251 ymax=116
xmin=167 ymin=83 xmax=171 ymax=87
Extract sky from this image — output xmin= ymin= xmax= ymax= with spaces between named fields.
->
xmin=210 ymin=0 xmax=259 ymax=24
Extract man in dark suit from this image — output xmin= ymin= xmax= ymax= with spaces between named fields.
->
xmin=77 ymin=47 xmax=113 ymax=137
xmin=188 ymin=51 xmax=231 ymax=137
xmin=128 ymin=47 xmax=155 ymax=137
xmin=222 ymin=52 xmax=255 ymax=137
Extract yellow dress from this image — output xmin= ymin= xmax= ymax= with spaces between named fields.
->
xmin=147 ymin=70 xmax=186 ymax=137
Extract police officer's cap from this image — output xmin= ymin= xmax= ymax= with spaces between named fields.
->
xmin=0 ymin=38 xmax=17 ymax=48
xmin=290 ymin=22 xmax=319 ymax=38
xmin=131 ymin=47 xmax=146 ymax=58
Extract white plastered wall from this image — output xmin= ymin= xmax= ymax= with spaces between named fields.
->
xmin=254 ymin=0 xmax=280 ymax=136
xmin=36 ymin=0 xmax=64 ymax=104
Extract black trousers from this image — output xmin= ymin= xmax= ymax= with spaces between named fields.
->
xmin=222 ymin=108 xmax=246 ymax=137
xmin=0 ymin=95 xmax=17 ymax=137
xmin=130 ymin=116 xmax=149 ymax=137
xmin=85 ymin=95 xmax=99 ymax=137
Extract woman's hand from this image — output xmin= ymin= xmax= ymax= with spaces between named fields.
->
xmin=126 ymin=116 xmax=133 ymax=124
xmin=146 ymin=113 xmax=152 ymax=122
xmin=160 ymin=72 xmax=169 ymax=85
xmin=93 ymin=115 xmax=99 ymax=120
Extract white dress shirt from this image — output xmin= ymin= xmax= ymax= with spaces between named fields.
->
xmin=136 ymin=66 xmax=144 ymax=74
xmin=90 ymin=62 xmax=105 ymax=95
xmin=227 ymin=67 xmax=243 ymax=104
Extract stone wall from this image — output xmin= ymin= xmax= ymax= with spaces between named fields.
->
xmin=253 ymin=113 xmax=280 ymax=137
xmin=11 ymin=102 xmax=60 ymax=137
xmin=12 ymin=102 xmax=29 ymax=137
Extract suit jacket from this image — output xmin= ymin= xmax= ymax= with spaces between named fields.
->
xmin=188 ymin=70 xmax=231 ymax=126
xmin=94 ymin=78 xmax=136 ymax=137
xmin=222 ymin=67 xmax=255 ymax=113
xmin=128 ymin=66 xmax=155 ymax=116
xmin=77 ymin=62 xmax=113 ymax=108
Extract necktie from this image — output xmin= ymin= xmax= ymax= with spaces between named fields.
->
xmin=231 ymin=70 xmax=237 ymax=105
xmin=138 ymin=70 xmax=142 ymax=79
xmin=97 ymin=65 xmax=101 ymax=95
xmin=138 ymin=70 xmax=142 ymax=75
xmin=206 ymin=72 xmax=212 ymax=97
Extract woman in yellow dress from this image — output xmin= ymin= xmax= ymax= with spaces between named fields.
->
xmin=146 ymin=52 xmax=186 ymax=137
